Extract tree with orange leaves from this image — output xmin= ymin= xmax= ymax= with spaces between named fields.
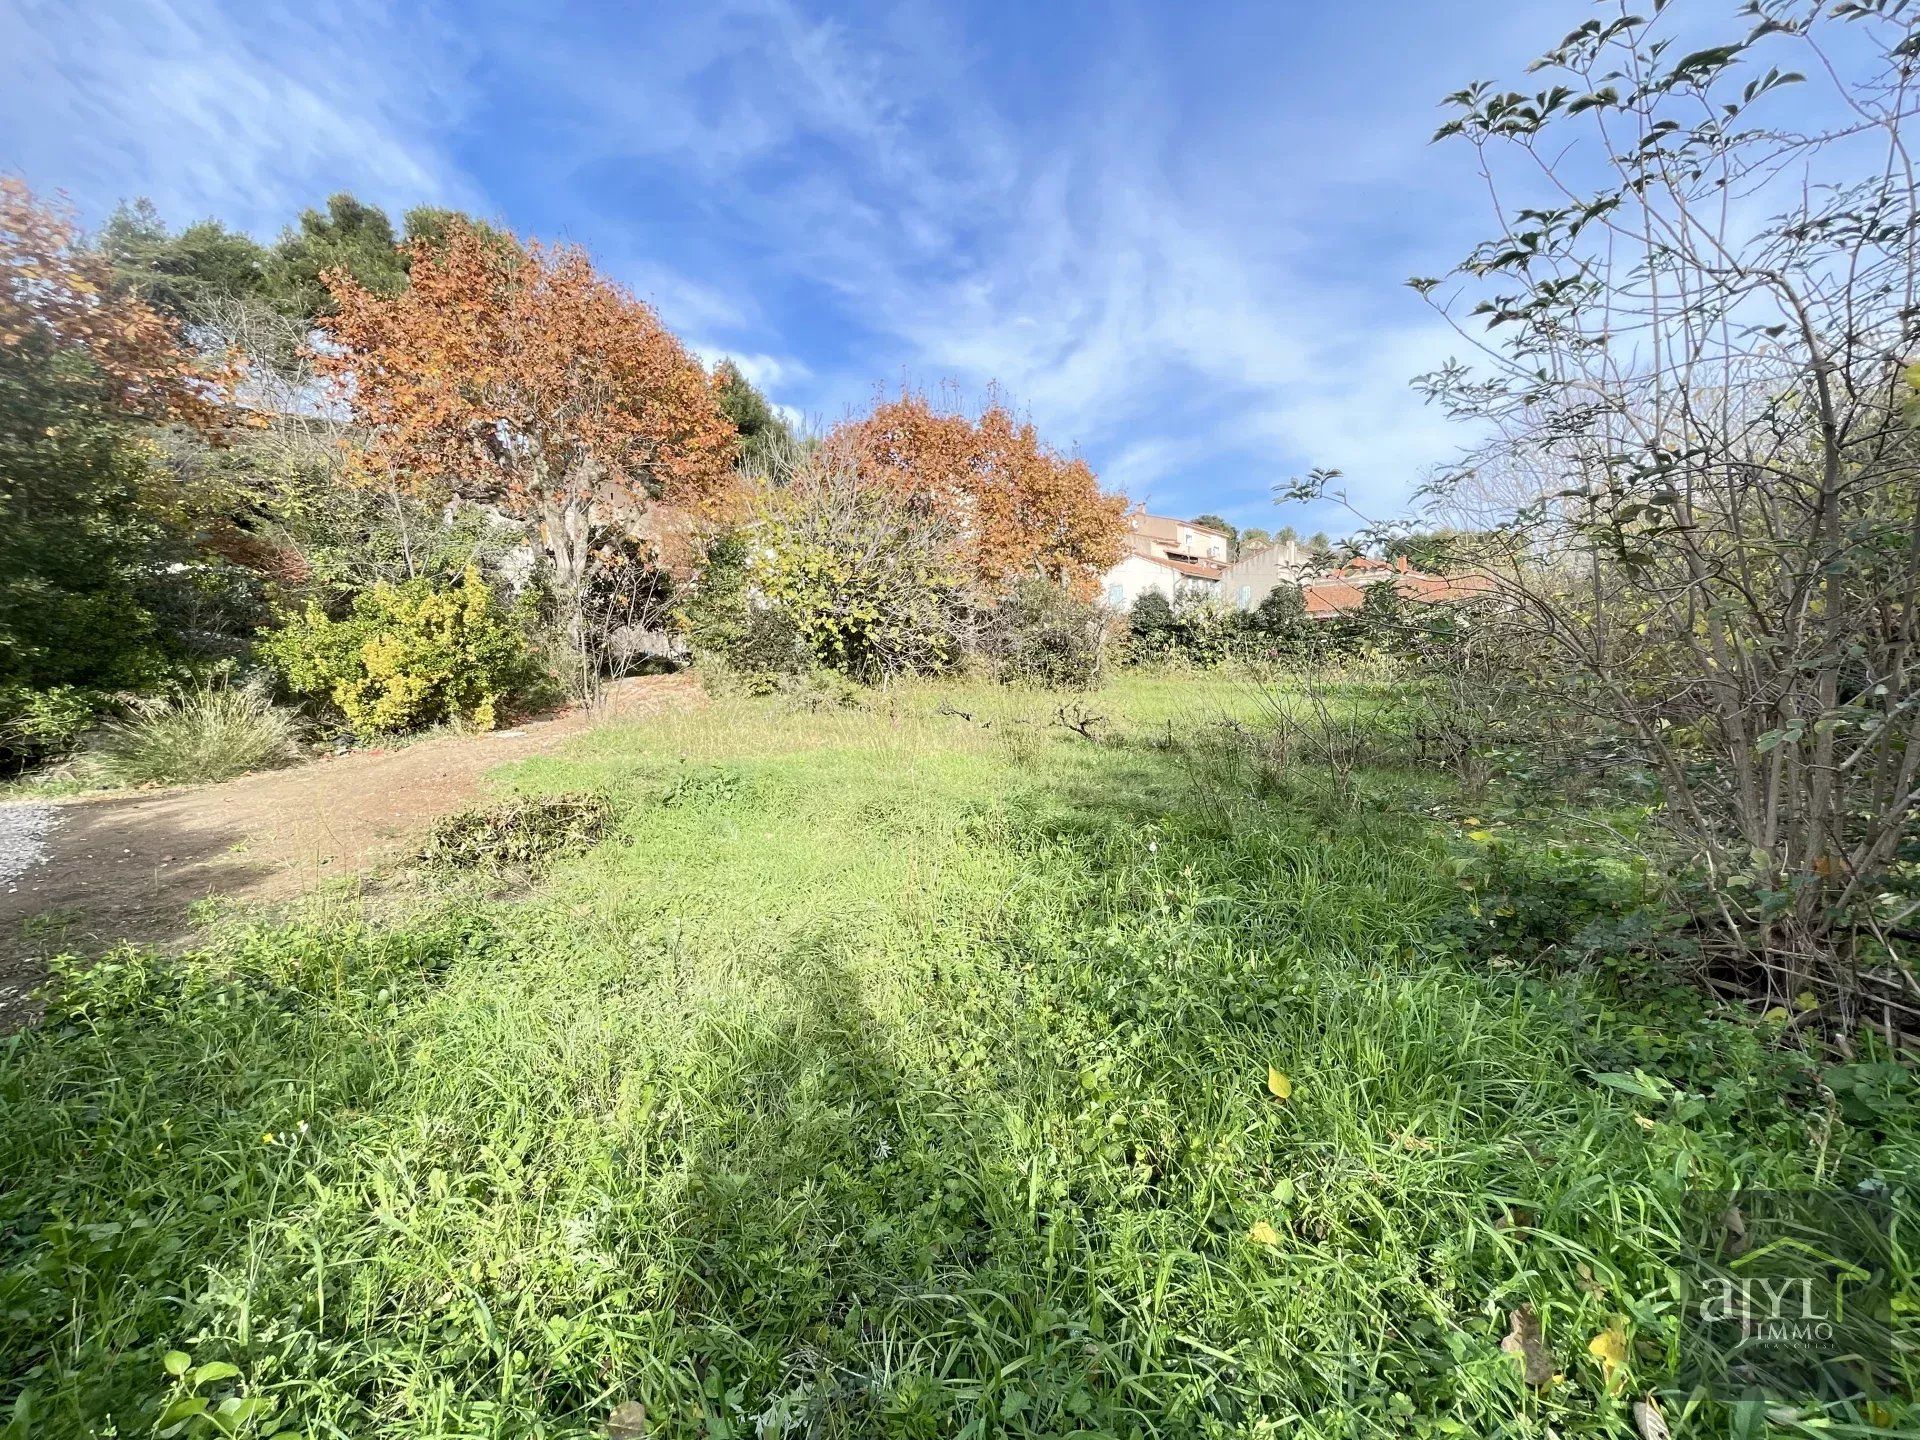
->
xmin=318 ymin=225 xmax=736 ymax=603
xmin=826 ymin=388 xmax=1126 ymax=596
xmin=1 ymin=177 xmax=227 ymax=430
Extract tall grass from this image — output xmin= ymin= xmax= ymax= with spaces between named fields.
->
xmin=82 ymin=682 xmax=300 ymax=787
xmin=0 ymin=675 xmax=1910 ymax=1438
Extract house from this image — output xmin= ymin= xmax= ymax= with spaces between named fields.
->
xmin=1099 ymin=513 xmax=1230 ymax=608
xmin=1217 ymin=537 xmax=1314 ymax=610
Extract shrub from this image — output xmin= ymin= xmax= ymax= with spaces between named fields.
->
xmin=0 ymin=684 xmax=102 ymax=769
xmin=261 ymin=566 xmax=549 ymax=738
xmin=82 ymin=681 xmax=299 ymax=787
xmin=740 ymin=463 xmax=969 ymax=683
xmin=1128 ymin=591 xmax=1178 ymax=660
xmin=1126 ymin=591 xmax=1254 ymax=666
xmin=1247 ymin=583 xmax=1325 ymax=661
xmin=984 ymin=578 xmax=1106 ymax=689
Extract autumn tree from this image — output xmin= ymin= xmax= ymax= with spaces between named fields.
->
xmin=826 ymin=388 xmax=1125 ymax=595
xmin=319 ymin=222 xmax=736 ymax=661
xmin=0 ymin=179 xmax=230 ymax=755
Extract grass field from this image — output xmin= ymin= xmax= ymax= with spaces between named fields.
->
xmin=1 ymin=673 xmax=1911 ymax=1438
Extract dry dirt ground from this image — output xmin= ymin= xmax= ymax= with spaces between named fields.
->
xmin=0 ymin=673 xmax=702 ymax=1025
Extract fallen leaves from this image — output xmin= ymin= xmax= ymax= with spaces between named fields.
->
xmin=1501 ymin=1305 xmax=1554 ymax=1387
xmin=1266 ymin=1066 xmax=1292 ymax=1102
xmin=1247 ymin=1221 xmax=1282 ymax=1247
xmin=1632 ymin=1396 xmax=1669 ymax=1440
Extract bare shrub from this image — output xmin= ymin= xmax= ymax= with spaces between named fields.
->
xmin=1298 ymin=2 xmax=1920 ymax=1017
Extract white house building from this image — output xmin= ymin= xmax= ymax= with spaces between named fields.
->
xmin=1099 ymin=513 xmax=1230 ymax=608
xmin=1216 ymin=537 xmax=1313 ymax=610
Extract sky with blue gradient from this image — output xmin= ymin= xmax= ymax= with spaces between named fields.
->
xmin=5 ymin=0 xmax=1598 ymax=533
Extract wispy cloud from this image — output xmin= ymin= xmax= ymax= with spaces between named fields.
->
xmin=0 ymin=0 xmax=479 ymax=232
xmin=6 ymin=0 xmax=1561 ymax=530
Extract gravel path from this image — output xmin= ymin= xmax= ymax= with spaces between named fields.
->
xmin=0 ymin=804 xmax=58 ymax=892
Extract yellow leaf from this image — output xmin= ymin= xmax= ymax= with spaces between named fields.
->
xmin=1467 ymin=829 xmax=1496 ymax=843
xmin=1633 ymin=1114 xmax=1656 ymax=1131
xmin=1762 ymin=1006 xmax=1791 ymax=1025
xmin=1793 ymin=991 xmax=1818 ymax=1013
xmin=1267 ymin=1067 xmax=1292 ymax=1101
xmin=1588 ymin=1320 xmax=1629 ymax=1391
xmin=1247 ymin=1221 xmax=1282 ymax=1247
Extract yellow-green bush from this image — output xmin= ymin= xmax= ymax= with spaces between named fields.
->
xmin=261 ymin=567 xmax=549 ymax=738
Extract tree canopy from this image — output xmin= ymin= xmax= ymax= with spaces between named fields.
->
xmin=318 ymin=221 xmax=736 ymax=591
xmin=826 ymin=389 xmax=1126 ymax=596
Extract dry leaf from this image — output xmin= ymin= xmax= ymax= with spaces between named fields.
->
xmin=1267 ymin=1067 xmax=1292 ymax=1102
xmin=1632 ymin=1396 xmax=1670 ymax=1440
xmin=1588 ymin=1320 xmax=1629 ymax=1391
xmin=1248 ymin=1221 xmax=1282 ymax=1247
xmin=607 ymin=1400 xmax=648 ymax=1439
xmin=1393 ymin=1131 xmax=1436 ymax=1152
xmin=1633 ymin=1114 xmax=1657 ymax=1131
xmin=1501 ymin=1305 xmax=1553 ymax=1387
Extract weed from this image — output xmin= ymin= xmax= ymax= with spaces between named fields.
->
xmin=0 ymin=676 xmax=1911 ymax=1438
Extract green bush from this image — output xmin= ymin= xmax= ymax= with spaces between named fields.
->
xmin=261 ymin=567 xmax=549 ymax=738
xmin=984 ymin=578 xmax=1106 ymax=689
xmin=0 ymin=684 xmax=102 ymax=767
xmin=82 ymin=681 xmax=299 ymax=787
xmin=705 ymin=468 xmax=968 ymax=684
xmin=1126 ymin=591 xmax=1253 ymax=666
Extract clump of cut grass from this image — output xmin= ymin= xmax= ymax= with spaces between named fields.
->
xmin=421 ymin=790 xmax=614 ymax=874
xmin=81 ymin=682 xmax=300 ymax=788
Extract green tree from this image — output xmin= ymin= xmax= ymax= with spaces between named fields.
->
xmin=400 ymin=206 xmax=517 ymax=258
xmin=99 ymin=199 xmax=271 ymax=322
xmin=714 ymin=359 xmax=796 ymax=477
xmin=1240 ymin=526 xmax=1271 ymax=550
xmin=1189 ymin=513 xmax=1238 ymax=556
xmin=1128 ymin=590 xmax=1177 ymax=657
xmin=265 ymin=193 xmax=409 ymax=320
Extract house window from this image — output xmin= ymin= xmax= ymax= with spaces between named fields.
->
xmin=1238 ymin=584 xmax=1252 ymax=606
xmin=1107 ymin=582 xmax=1124 ymax=607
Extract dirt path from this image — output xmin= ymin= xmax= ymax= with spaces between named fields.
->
xmin=0 ymin=673 xmax=702 ymax=1023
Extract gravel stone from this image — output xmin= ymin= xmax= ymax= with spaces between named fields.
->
xmin=0 ymin=804 xmax=59 ymax=890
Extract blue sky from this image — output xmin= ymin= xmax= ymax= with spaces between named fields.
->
xmin=5 ymin=0 xmax=1595 ymax=533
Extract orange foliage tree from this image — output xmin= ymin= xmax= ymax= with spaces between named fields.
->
xmin=1 ymin=177 xmax=226 ymax=429
xmin=826 ymin=388 xmax=1127 ymax=595
xmin=318 ymin=225 xmax=736 ymax=594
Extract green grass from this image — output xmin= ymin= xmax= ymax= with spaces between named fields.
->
xmin=0 ymin=673 xmax=1910 ymax=1439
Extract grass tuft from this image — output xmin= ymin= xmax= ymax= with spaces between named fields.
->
xmin=81 ymin=682 xmax=300 ymax=788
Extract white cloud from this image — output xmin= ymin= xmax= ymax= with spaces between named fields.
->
xmin=0 ymin=0 xmax=480 ymax=233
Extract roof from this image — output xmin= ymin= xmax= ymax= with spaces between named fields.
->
xmin=1125 ymin=550 xmax=1225 ymax=581
xmin=1129 ymin=512 xmax=1230 ymax=543
xmin=1295 ymin=563 xmax=1493 ymax=617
